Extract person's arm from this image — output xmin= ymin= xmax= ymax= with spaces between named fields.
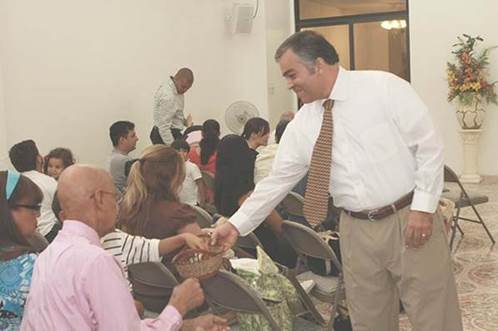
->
xmin=388 ymin=75 xmax=444 ymax=248
xmin=195 ymin=178 xmax=207 ymax=206
xmin=388 ymin=75 xmax=444 ymax=213
xmin=229 ymin=120 xmax=308 ymax=236
xmin=158 ymin=233 xmax=207 ymax=256
xmin=83 ymin=254 xmax=183 ymax=330
xmin=191 ymin=164 xmax=206 ymax=205
xmin=238 ymin=192 xmax=282 ymax=234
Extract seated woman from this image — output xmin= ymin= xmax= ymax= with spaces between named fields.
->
xmin=0 ymin=171 xmax=43 ymax=330
xmin=118 ymin=145 xmax=203 ymax=250
xmin=188 ymin=119 xmax=220 ymax=176
xmin=215 ymin=118 xmax=297 ymax=267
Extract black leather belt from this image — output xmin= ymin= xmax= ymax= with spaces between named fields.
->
xmin=344 ymin=191 xmax=414 ymax=221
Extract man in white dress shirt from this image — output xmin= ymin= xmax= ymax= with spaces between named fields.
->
xmin=212 ymin=31 xmax=462 ymax=331
xmin=151 ymin=68 xmax=194 ymax=145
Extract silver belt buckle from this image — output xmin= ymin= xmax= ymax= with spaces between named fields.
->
xmin=367 ymin=210 xmax=376 ymax=222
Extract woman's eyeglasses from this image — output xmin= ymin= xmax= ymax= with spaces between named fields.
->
xmin=14 ymin=204 xmax=42 ymax=212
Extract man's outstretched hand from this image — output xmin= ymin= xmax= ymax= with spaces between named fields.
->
xmin=210 ymin=218 xmax=239 ymax=251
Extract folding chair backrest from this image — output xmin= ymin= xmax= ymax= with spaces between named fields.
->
xmin=202 ymin=270 xmax=281 ymax=330
xmin=444 ymin=165 xmax=460 ymax=183
xmin=191 ymin=205 xmax=213 ymax=228
xmin=282 ymin=221 xmax=341 ymax=271
xmin=236 ymin=232 xmax=264 ymax=251
xmin=281 ymin=192 xmax=305 ymax=217
xmin=201 ymin=171 xmax=215 ymax=191
xmin=27 ymin=232 xmax=49 ymax=252
xmin=128 ymin=262 xmax=179 ymax=312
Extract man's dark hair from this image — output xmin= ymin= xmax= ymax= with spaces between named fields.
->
xmin=109 ymin=121 xmax=135 ymax=147
xmin=275 ymin=119 xmax=290 ymax=144
xmin=275 ymin=31 xmax=339 ymax=70
xmin=171 ymin=139 xmax=190 ymax=153
xmin=9 ymin=140 xmax=39 ymax=172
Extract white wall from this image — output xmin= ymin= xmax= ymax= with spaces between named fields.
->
xmin=0 ymin=0 xmax=270 ymax=167
xmin=410 ymin=0 xmax=498 ymax=175
xmin=0 ymin=0 xmax=8 ymax=169
xmin=265 ymin=0 xmax=295 ymax=128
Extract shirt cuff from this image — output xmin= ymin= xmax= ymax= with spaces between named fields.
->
xmin=229 ymin=210 xmax=254 ymax=236
xmin=410 ymin=189 xmax=440 ymax=213
xmin=160 ymin=305 xmax=183 ymax=327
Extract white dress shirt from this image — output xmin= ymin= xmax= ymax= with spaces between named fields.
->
xmin=22 ymin=170 xmax=58 ymax=236
xmin=230 ymin=67 xmax=444 ymax=236
xmin=153 ymin=77 xmax=185 ymax=145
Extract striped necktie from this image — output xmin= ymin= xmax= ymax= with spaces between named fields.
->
xmin=303 ymin=99 xmax=334 ymax=228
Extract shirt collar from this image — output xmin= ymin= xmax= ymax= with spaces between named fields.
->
xmin=328 ymin=66 xmax=349 ymax=102
xmin=169 ymin=76 xmax=179 ymax=95
xmin=61 ymin=220 xmax=102 ymax=247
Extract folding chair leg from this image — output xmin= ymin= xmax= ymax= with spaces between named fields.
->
xmin=470 ymin=204 xmax=496 ymax=244
xmin=328 ymin=273 xmax=344 ymax=331
xmin=449 ymin=207 xmax=463 ymax=251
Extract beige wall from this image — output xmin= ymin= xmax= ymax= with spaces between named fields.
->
xmin=410 ymin=0 xmax=498 ymax=175
xmin=0 ymin=0 xmax=270 ymax=167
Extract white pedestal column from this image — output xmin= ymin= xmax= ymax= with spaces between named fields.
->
xmin=459 ymin=129 xmax=482 ymax=183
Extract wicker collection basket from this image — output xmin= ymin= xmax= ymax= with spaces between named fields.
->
xmin=173 ymin=248 xmax=224 ymax=280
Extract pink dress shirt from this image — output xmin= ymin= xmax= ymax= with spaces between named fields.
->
xmin=21 ymin=220 xmax=182 ymax=331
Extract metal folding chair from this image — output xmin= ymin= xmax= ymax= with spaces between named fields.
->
xmin=202 ymin=270 xmax=321 ymax=331
xmin=443 ymin=165 xmax=495 ymax=249
xmin=282 ymin=220 xmax=345 ymax=330
xmin=128 ymin=262 xmax=179 ymax=313
xmin=191 ymin=205 xmax=214 ymax=228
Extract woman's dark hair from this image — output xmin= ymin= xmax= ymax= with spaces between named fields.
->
xmin=275 ymin=119 xmax=290 ymax=144
xmin=214 ymin=135 xmax=256 ymax=216
xmin=0 ymin=171 xmax=43 ymax=259
xmin=200 ymin=119 xmax=220 ymax=165
xmin=241 ymin=117 xmax=270 ymax=141
xmin=43 ymin=147 xmax=75 ymax=173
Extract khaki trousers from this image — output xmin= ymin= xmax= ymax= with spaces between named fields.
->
xmin=339 ymin=206 xmax=463 ymax=331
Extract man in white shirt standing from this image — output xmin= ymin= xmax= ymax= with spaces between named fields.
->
xmin=151 ymin=68 xmax=194 ymax=145
xmin=9 ymin=140 xmax=60 ymax=242
xmin=212 ymin=31 xmax=462 ymax=331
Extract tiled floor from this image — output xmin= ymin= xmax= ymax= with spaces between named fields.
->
xmin=315 ymin=179 xmax=498 ymax=330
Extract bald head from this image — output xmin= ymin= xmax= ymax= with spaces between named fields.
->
xmin=174 ymin=68 xmax=194 ymax=94
xmin=58 ymin=165 xmax=117 ymax=236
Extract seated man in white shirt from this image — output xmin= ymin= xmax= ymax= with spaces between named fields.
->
xmin=9 ymin=139 xmax=60 ymax=242
xmin=171 ymin=139 xmax=206 ymax=207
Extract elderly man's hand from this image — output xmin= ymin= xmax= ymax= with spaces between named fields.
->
xmin=210 ymin=218 xmax=239 ymax=251
xmin=404 ymin=210 xmax=433 ymax=249
xmin=169 ymin=278 xmax=204 ymax=316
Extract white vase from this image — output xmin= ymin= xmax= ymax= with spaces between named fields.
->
xmin=459 ymin=129 xmax=482 ymax=183
xmin=455 ymin=98 xmax=485 ymax=129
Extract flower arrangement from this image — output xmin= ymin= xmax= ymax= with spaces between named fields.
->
xmin=447 ymin=34 xmax=497 ymax=106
